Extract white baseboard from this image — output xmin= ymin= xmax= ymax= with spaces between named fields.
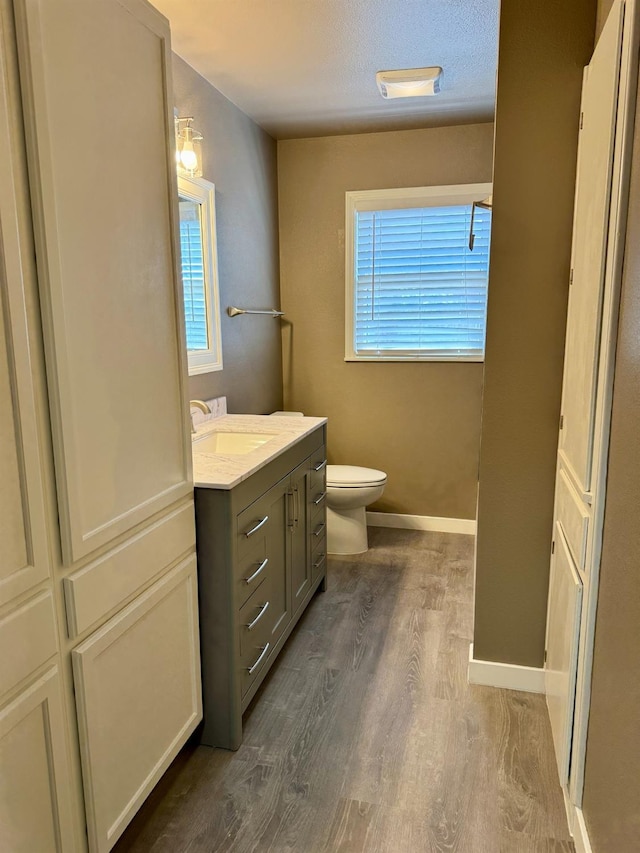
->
xmin=562 ymin=786 xmax=593 ymax=853
xmin=467 ymin=643 xmax=545 ymax=693
xmin=572 ymin=808 xmax=593 ymax=853
xmin=366 ymin=511 xmax=476 ymax=535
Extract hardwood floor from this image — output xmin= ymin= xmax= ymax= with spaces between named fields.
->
xmin=115 ymin=528 xmax=574 ymax=853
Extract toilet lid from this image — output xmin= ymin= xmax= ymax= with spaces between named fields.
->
xmin=326 ymin=464 xmax=387 ymax=487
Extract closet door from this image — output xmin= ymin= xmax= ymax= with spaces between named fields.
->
xmin=558 ymin=2 xmax=623 ymax=493
xmin=546 ymin=0 xmax=632 ymax=799
xmin=13 ymin=0 xmax=192 ymax=564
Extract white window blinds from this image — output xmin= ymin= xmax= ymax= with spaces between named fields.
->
xmin=179 ymin=201 xmax=208 ymax=351
xmin=353 ymin=203 xmax=491 ymax=359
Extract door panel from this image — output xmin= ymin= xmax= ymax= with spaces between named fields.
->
xmin=559 ymin=1 xmax=624 ymax=492
xmin=0 ymin=667 xmax=76 ymax=853
xmin=546 ymin=524 xmax=583 ymax=785
xmin=265 ymin=478 xmax=291 ymax=645
xmin=0 ymin=590 xmax=57 ymax=697
xmin=290 ymin=463 xmax=311 ymax=613
xmin=72 ymin=557 xmax=202 ymax=853
xmin=14 ymin=0 xmax=191 ymax=563
xmin=0 ymin=18 xmax=50 ymax=604
xmin=556 ymin=469 xmax=589 ymax=574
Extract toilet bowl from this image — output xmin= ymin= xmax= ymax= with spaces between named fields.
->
xmin=326 ymin=465 xmax=387 ymax=555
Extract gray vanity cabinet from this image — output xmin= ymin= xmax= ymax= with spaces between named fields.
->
xmin=195 ymin=425 xmax=327 ymax=749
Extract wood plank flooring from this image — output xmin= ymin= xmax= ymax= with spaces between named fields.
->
xmin=114 ymin=528 xmax=574 ymax=853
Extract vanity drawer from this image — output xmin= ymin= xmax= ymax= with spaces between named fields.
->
xmin=308 ymin=491 xmax=327 ymax=531
xmin=235 ymin=540 xmax=270 ymax=608
xmin=309 ymin=483 xmax=326 ymax=525
xmin=238 ymin=582 xmax=273 ymax=697
xmin=311 ymin=518 xmax=327 ymax=549
xmin=311 ymin=537 xmax=327 ymax=584
xmin=309 ymin=448 xmax=327 ymax=495
xmin=236 ymin=494 xmax=273 ymax=559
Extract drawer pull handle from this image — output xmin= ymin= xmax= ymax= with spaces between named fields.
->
xmin=313 ymin=491 xmax=326 ymax=506
xmin=314 ymin=522 xmax=326 ymax=537
xmin=244 ymin=515 xmax=269 ymax=538
xmin=313 ymin=554 xmax=326 ymax=570
xmin=244 ymin=557 xmax=269 ymax=585
xmin=313 ymin=459 xmax=327 ymax=472
xmin=247 ymin=643 xmax=270 ymax=674
xmin=246 ymin=600 xmax=270 ymax=631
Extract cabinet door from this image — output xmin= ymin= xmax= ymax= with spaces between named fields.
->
xmin=264 ymin=478 xmax=292 ymax=646
xmin=72 ymin=558 xmax=202 ymax=853
xmin=289 ymin=462 xmax=311 ymax=614
xmin=14 ymin=0 xmax=192 ymax=563
xmin=0 ymin=667 xmax=76 ymax=853
xmin=0 ymin=8 xmax=50 ymax=605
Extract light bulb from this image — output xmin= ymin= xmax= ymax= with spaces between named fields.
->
xmin=179 ymin=127 xmax=198 ymax=172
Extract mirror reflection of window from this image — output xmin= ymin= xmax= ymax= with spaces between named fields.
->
xmin=177 ymin=175 xmax=223 ymax=375
xmin=179 ymin=199 xmax=207 ymax=351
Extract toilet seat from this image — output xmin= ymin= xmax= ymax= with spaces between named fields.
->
xmin=326 ymin=464 xmax=387 ymax=488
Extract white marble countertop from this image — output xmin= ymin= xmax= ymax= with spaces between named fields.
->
xmin=192 ymin=414 xmax=327 ymax=489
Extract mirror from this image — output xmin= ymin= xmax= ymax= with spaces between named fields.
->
xmin=177 ymin=174 xmax=223 ymax=375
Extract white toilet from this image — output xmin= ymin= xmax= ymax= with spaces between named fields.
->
xmin=326 ymin=465 xmax=387 ymax=555
xmin=269 ymin=413 xmax=387 ymax=556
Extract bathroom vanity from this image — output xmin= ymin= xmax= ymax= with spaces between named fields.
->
xmin=192 ymin=415 xmax=327 ymax=749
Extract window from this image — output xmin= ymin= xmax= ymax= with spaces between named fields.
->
xmin=178 ymin=175 xmax=223 ymax=375
xmin=345 ymin=184 xmax=492 ymax=361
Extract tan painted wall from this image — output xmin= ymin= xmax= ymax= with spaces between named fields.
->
xmin=581 ymin=78 xmax=640 ymax=853
xmin=473 ymin=0 xmax=596 ymax=667
xmin=596 ymin=0 xmax=615 ymax=39
xmin=172 ymin=56 xmax=283 ymax=414
xmin=277 ymin=124 xmax=494 ymax=518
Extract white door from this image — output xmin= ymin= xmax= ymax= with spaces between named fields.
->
xmin=0 ymin=4 xmax=80 ymax=847
xmin=13 ymin=0 xmax=193 ymax=565
xmin=558 ymin=0 xmax=624 ymax=493
xmin=0 ymin=668 xmax=77 ymax=853
xmin=546 ymin=0 xmax=635 ymax=802
xmin=72 ymin=559 xmax=201 ymax=853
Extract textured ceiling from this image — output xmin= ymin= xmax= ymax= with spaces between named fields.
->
xmin=153 ymin=0 xmax=499 ymax=139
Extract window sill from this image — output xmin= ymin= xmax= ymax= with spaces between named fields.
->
xmin=344 ymin=355 xmax=485 ymax=363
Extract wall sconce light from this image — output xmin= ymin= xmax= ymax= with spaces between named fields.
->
xmin=175 ymin=115 xmax=203 ymax=177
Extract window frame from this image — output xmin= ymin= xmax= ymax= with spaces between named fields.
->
xmin=344 ymin=183 xmax=493 ymax=363
xmin=178 ymin=174 xmax=223 ymax=376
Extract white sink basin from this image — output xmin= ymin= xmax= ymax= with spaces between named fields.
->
xmin=193 ymin=431 xmax=275 ymax=455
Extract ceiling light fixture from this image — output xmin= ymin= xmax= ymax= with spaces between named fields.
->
xmin=376 ymin=66 xmax=443 ymax=99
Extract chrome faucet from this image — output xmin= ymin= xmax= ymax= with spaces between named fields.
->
xmin=189 ymin=399 xmax=211 ymax=434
